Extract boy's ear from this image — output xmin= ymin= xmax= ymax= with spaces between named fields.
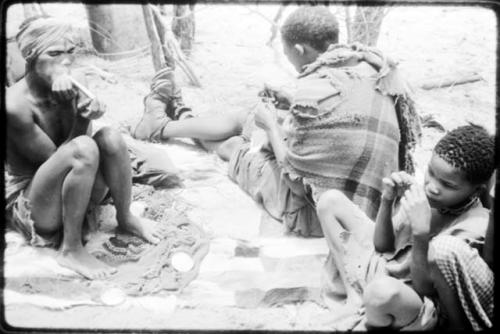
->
xmin=294 ymin=44 xmax=305 ymax=55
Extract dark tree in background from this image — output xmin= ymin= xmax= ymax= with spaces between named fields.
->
xmin=85 ymin=4 xmax=150 ymax=60
xmin=345 ymin=6 xmax=389 ymax=46
xmin=171 ymin=4 xmax=195 ymax=56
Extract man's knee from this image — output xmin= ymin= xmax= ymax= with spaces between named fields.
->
xmin=316 ymin=189 xmax=349 ymax=217
xmin=94 ymin=126 xmax=127 ymax=155
xmin=364 ymin=276 xmax=401 ymax=310
xmin=69 ymin=136 xmax=99 ymax=169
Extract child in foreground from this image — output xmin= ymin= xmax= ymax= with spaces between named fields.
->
xmin=316 ymin=124 xmax=495 ymax=330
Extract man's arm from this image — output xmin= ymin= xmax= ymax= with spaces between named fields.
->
xmin=65 ymin=71 xmax=96 ymax=140
xmin=254 ymin=103 xmax=306 ymax=197
xmin=373 ymin=197 xmax=395 ymax=253
xmin=7 ymin=100 xmax=57 ymax=166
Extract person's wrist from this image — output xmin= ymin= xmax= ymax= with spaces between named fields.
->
xmin=381 ymin=193 xmax=395 ymax=202
xmin=412 ymin=231 xmax=430 ymax=241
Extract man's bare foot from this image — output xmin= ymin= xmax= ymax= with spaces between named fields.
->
xmin=118 ymin=213 xmax=168 ymax=244
xmin=56 ymin=247 xmax=117 ymax=280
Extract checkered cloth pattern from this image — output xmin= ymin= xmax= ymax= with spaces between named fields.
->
xmin=430 ymin=235 xmax=494 ymax=330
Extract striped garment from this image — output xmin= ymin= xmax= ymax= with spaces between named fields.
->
xmin=430 ymin=235 xmax=494 ymax=330
xmin=283 ymin=43 xmax=420 ymax=220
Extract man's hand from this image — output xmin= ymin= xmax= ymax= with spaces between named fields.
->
xmin=52 ymin=74 xmax=76 ymax=101
xmin=254 ymin=101 xmax=278 ymax=132
xmin=381 ymin=171 xmax=414 ymax=201
xmin=401 ymin=184 xmax=432 ymax=238
xmin=77 ymin=97 xmax=106 ymax=120
xmin=258 ymin=84 xmax=292 ymax=110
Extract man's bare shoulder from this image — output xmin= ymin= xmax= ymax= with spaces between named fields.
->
xmin=6 ymin=81 xmax=35 ymax=130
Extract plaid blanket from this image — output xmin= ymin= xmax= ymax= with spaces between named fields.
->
xmin=283 ymin=43 xmax=421 ymax=220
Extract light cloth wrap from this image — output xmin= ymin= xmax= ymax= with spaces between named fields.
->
xmin=16 ymin=17 xmax=75 ymax=64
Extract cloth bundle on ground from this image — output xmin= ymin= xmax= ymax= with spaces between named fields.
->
xmin=89 ymin=194 xmax=209 ymax=295
xmin=284 ymin=43 xmax=422 ymax=220
xmin=124 ymin=135 xmax=183 ymax=189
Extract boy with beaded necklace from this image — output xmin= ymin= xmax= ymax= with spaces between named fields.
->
xmin=316 ymin=124 xmax=495 ymax=330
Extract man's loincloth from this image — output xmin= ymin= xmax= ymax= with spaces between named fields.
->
xmin=5 ymin=172 xmax=60 ymax=247
xmin=5 ymin=171 xmax=102 ymax=248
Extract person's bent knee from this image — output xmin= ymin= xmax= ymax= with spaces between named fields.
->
xmin=69 ymin=136 xmax=100 ymax=170
xmin=94 ymin=126 xmax=127 ymax=155
xmin=316 ymin=189 xmax=349 ymax=217
xmin=364 ymin=276 xmax=401 ymax=309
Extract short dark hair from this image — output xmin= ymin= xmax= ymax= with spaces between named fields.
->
xmin=434 ymin=124 xmax=495 ymax=184
xmin=280 ymin=6 xmax=339 ymax=53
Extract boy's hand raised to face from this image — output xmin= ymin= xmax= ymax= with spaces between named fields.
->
xmin=381 ymin=171 xmax=414 ymax=201
xmin=401 ymin=184 xmax=432 ymax=238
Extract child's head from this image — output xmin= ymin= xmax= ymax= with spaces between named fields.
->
xmin=280 ymin=6 xmax=339 ymax=72
xmin=425 ymin=124 xmax=495 ymax=209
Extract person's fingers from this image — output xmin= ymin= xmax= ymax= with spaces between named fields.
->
xmin=400 ymin=172 xmax=414 ymax=186
xmin=400 ymin=196 xmax=409 ymax=213
xmin=382 ymin=177 xmax=395 ymax=188
xmin=390 ymin=172 xmax=403 ymax=185
xmin=77 ymin=98 xmax=92 ymax=111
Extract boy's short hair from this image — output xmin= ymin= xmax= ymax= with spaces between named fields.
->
xmin=280 ymin=6 xmax=339 ymax=53
xmin=434 ymin=124 xmax=495 ymax=184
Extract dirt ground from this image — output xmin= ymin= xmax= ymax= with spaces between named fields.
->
xmin=3 ymin=3 xmax=497 ymax=332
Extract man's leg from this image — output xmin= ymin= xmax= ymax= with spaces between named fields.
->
xmin=316 ymin=189 xmax=376 ymax=306
xmin=161 ymin=109 xmax=247 ymax=141
xmin=27 ymin=136 xmax=116 ymax=280
xmin=215 ymin=135 xmax=247 ymax=161
xmin=363 ymin=276 xmax=423 ymax=328
xmin=93 ymin=127 xmax=167 ymax=244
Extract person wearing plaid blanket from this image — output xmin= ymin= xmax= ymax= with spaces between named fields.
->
xmin=316 ymin=124 xmax=495 ymax=330
xmin=131 ymin=6 xmax=419 ymax=237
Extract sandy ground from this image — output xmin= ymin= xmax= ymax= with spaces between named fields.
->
xmin=3 ymin=3 xmax=497 ymax=332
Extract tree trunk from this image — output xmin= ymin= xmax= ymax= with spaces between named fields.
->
xmin=151 ymin=6 xmax=176 ymax=69
xmin=349 ymin=7 xmax=387 ymax=46
xmin=85 ymin=4 xmax=150 ymax=61
xmin=171 ymin=4 xmax=195 ymax=56
xmin=142 ymin=5 xmax=166 ymax=72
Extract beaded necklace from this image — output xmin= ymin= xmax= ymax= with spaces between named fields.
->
xmin=437 ymin=196 xmax=480 ymax=216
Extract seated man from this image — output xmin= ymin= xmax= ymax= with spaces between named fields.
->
xmin=315 ymin=124 xmax=495 ymax=330
xmin=5 ymin=16 xmax=167 ymax=280
xmin=131 ymin=6 xmax=420 ymax=235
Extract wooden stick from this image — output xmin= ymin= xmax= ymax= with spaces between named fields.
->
xmin=266 ymin=5 xmax=286 ymax=46
xmin=151 ymin=4 xmax=176 ymax=69
xmin=419 ymin=72 xmax=483 ymax=90
xmin=142 ymin=4 xmax=166 ymax=72
xmin=70 ymin=77 xmax=96 ymax=100
xmin=84 ymin=64 xmax=117 ymax=84
xmin=150 ymin=5 xmax=202 ymax=87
